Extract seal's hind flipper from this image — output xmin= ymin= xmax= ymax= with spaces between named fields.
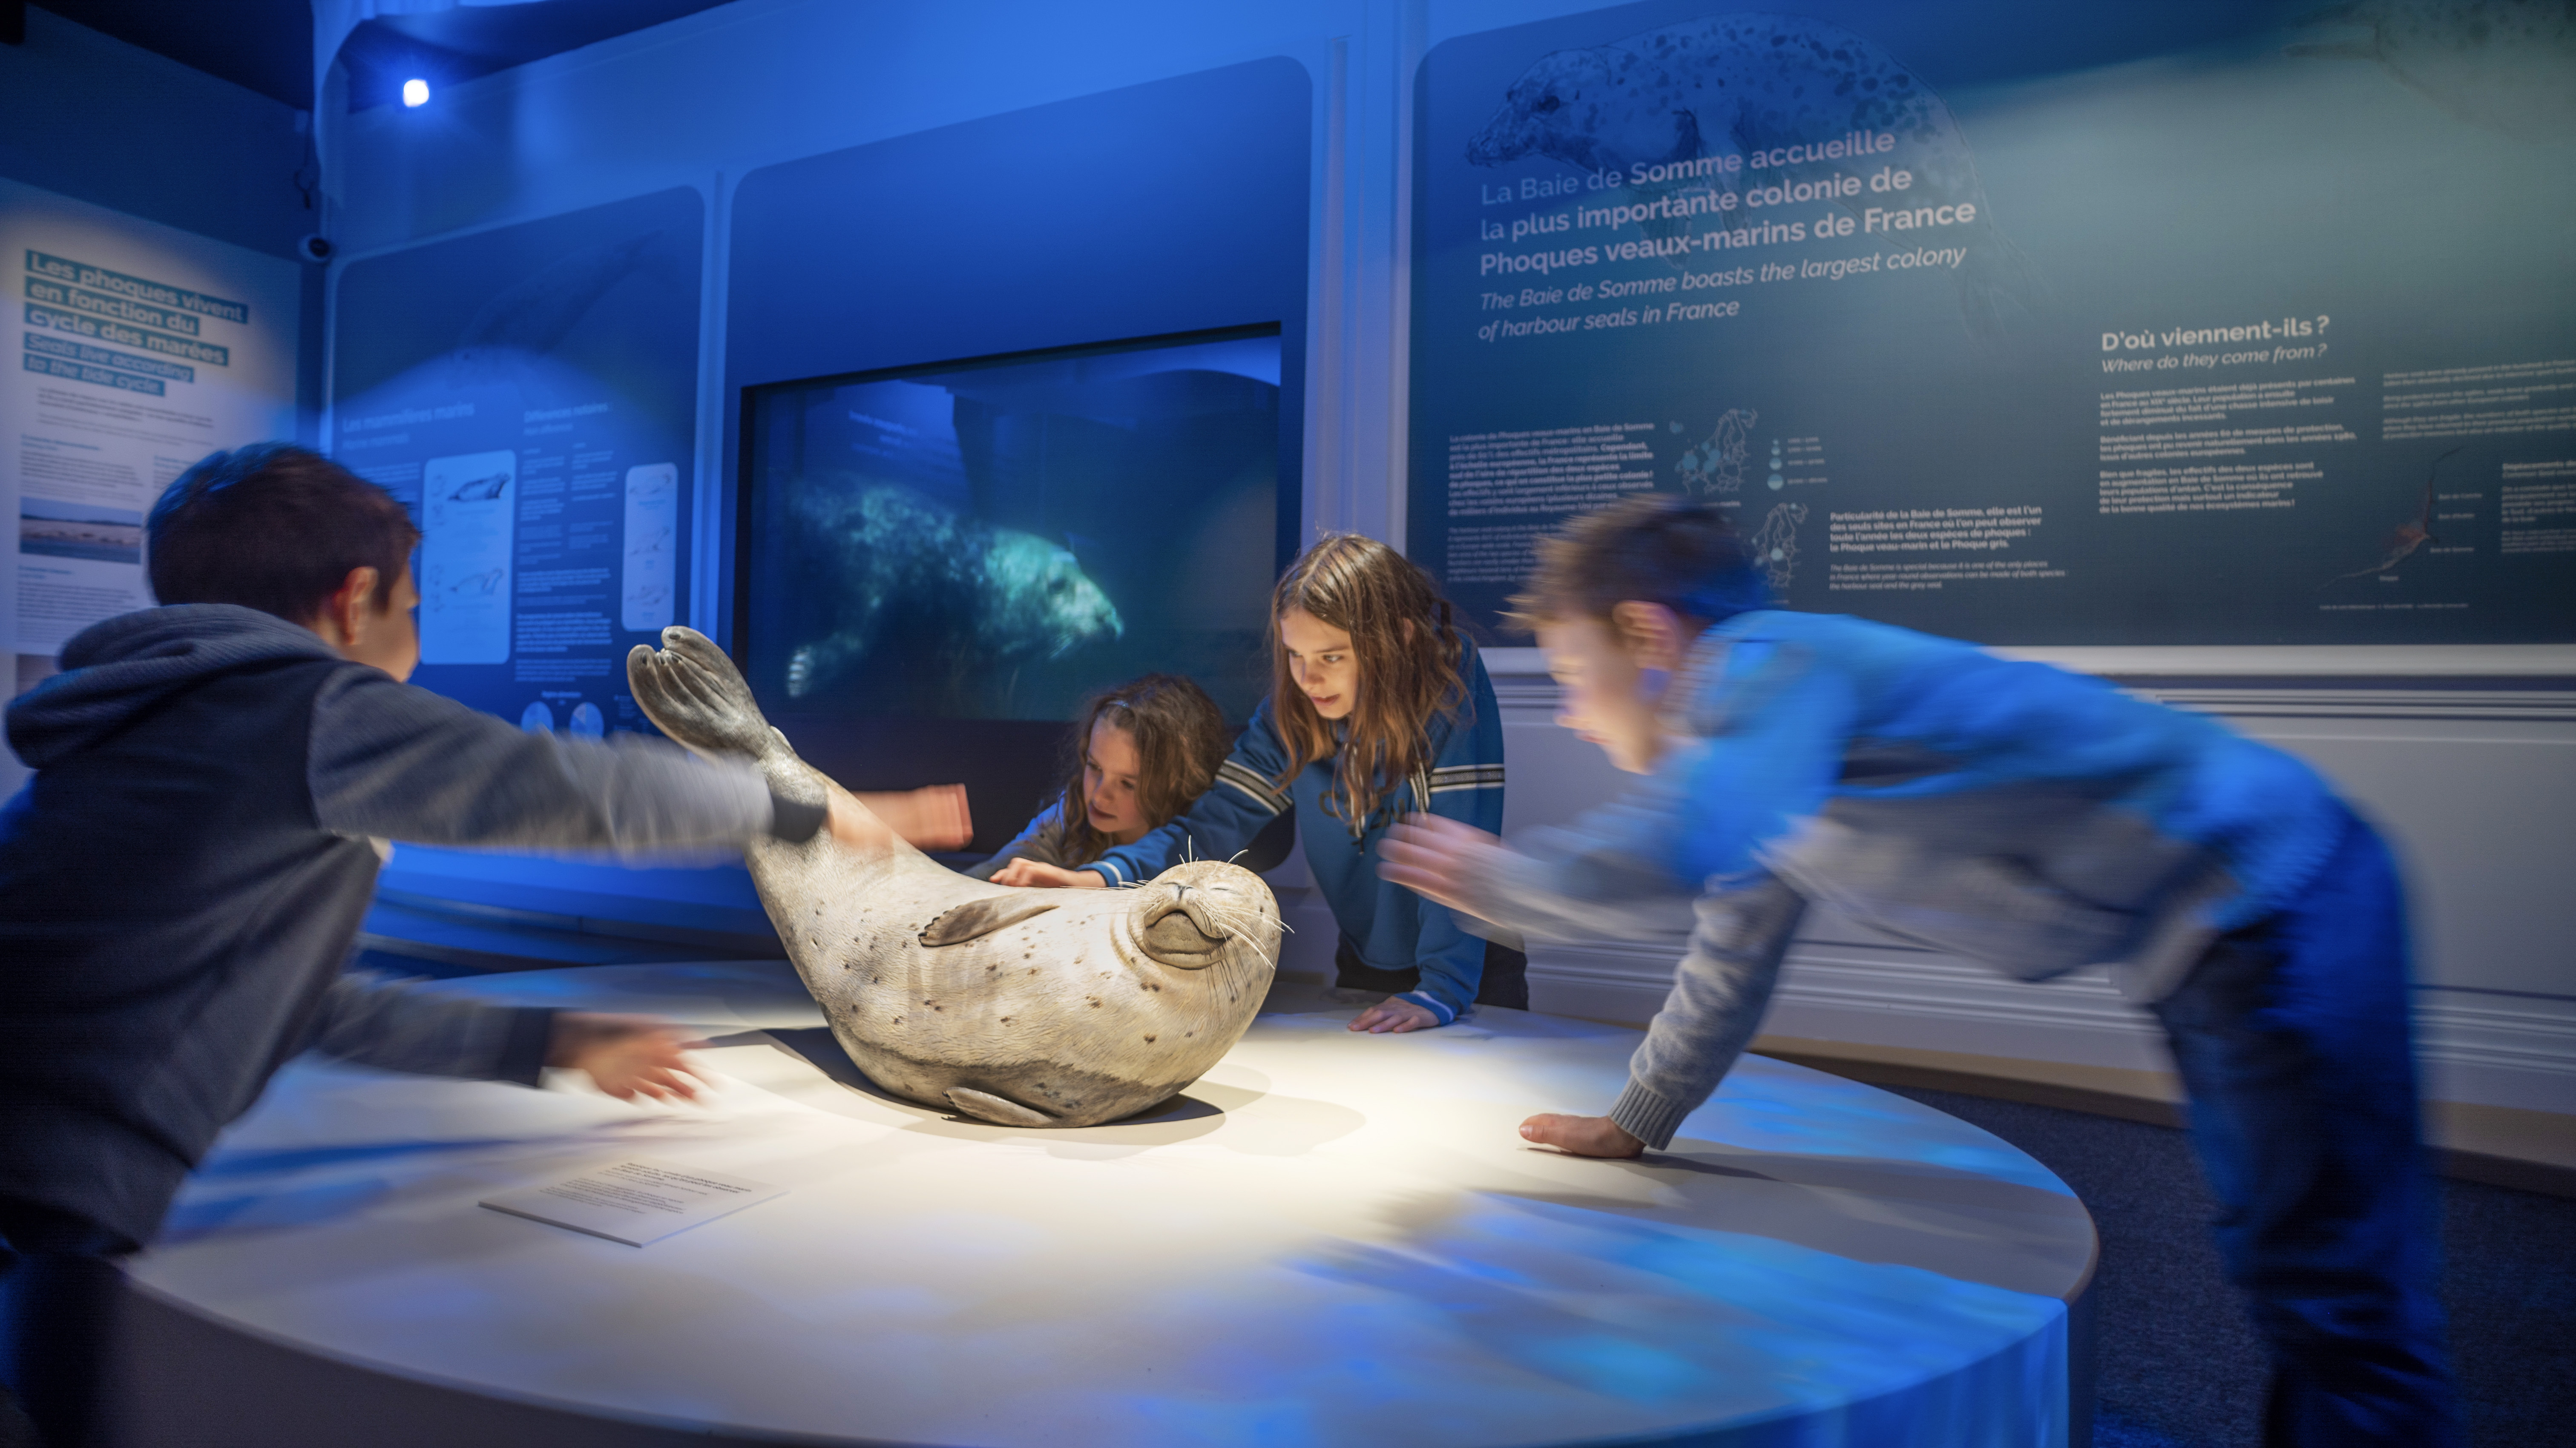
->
xmin=947 ymin=1087 xmax=1056 ymax=1128
xmin=627 ymin=626 xmax=780 ymax=762
xmin=920 ymin=898 xmax=1059 ymax=946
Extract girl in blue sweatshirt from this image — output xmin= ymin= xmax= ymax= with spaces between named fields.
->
xmin=992 ymin=534 xmax=1517 ymax=1031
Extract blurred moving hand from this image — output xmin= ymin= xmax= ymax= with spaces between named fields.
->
xmin=1379 ymin=816 xmax=1512 ymax=914
xmin=855 ymin=784 xmax=973 ymax=850
xmin=547 ymin=1014 xmax=704 ymax=1102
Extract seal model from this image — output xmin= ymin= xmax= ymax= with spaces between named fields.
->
xmin=628 ymin=627 xmax=1280 ymax=1127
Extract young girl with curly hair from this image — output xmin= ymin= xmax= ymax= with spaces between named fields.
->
xmin=969 ymin=673 xmax=1232 ymax=882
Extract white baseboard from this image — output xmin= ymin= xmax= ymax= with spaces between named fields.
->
xmin=1526 ymin=934 xmax=2576 ymax=1115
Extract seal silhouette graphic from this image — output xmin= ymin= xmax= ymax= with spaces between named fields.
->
xmin=627 ymin=627 xmax=1280 ymax=1127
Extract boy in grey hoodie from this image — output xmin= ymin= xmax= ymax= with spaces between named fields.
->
xmin=0 ymin=444 xmax=887 ymax=1446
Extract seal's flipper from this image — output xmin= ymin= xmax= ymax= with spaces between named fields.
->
xmin=947 ymin=1087 xmax=1056 ymax=1128
xmin=920 ymin=898 xmax=1059 ymax=946
xmin=627 ymin=627 xmax=779 ymax=762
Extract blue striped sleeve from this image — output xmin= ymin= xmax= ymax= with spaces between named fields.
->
xmin=1394 ymin=661 xmax=1508 ymax=1019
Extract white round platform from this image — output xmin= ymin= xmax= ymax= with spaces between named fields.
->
xmin=121 ymin=962 xmax=2095 ymax=1447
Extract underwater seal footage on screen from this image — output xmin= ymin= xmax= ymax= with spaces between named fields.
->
xmin=628 ymin=627 xmax=1281 ymax=1127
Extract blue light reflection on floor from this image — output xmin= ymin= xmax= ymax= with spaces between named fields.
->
xmin=1706 ymin=1069 xmax=2077 ymax=1199
xmin=1058 ymin=1191 xmax=2067 ymax=1447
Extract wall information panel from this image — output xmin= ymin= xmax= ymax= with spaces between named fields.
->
xmin=1409 ymin=3 xmax=2576 ymax=646
xmin=2 ymin=177 xmax=299 ymax=672
xmin=333 ymin=188 xmax=702 ymax=733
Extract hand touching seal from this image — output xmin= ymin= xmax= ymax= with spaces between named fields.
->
xmin=989 ymin=859 xmax=1107 ymax=888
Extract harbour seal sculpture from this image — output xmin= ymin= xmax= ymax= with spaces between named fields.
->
xmin=627 ymin=626 xmax=1279 ymax=1127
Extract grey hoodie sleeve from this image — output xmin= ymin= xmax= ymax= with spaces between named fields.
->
xmin=308 ymin=668 xmax=815 ymax=855
xmin=1604 ymin=876 xmax=1806 ymax=1151
xmin=304 ymin=971 xmax=558 ymax=1085
xmin=1441 ymin=839 xmax=1801 ymax=1151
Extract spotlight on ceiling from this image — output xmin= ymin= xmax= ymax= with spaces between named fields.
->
xmin=402 ymin=78 xmax=430 ymax=108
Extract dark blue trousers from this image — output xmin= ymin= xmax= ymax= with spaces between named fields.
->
xmin=0 ymin=1199 xmax=132 ymax=1448
xmin=2150 ymin=809 xmax=2457 ymax=1446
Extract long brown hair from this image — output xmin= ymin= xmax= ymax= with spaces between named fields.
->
xmin=1058 ymin=673 xmax=1230 ymax=863
xmin=1268 ymin=534 xmax=1469 ymax=832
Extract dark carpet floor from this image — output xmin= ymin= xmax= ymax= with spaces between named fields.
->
xmin=1886 ymin=1086 xmax=2576 ymax=1448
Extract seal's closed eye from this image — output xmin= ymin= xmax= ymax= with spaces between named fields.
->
xmin=920 ymin=897 xmax=1060 ymax=947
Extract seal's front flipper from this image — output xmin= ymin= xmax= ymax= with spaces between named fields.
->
xmin=947 ymin=1087 xmax=1056 ymax=1128
xmin=920 ymin=898 xmax=1059 ymax=946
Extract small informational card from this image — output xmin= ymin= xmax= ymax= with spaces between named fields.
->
xmin=480 ymin=1158 xmax=785 ymax=1247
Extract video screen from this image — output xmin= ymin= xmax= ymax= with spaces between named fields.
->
xmin=739 ymin=328 xmax=1283 ymax=723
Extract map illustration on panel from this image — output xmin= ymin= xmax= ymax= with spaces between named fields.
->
xmin=1677 ymin=408 xmax=1756 ymax=496
xmin=1753 ymin=501 xmax=1807 ymax=592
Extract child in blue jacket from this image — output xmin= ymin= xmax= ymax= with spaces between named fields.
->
xmin=993 ymin=534 xmax=1519 ymax=1031
xmin=1383 ymin=495 xmax=2452 ymax=1446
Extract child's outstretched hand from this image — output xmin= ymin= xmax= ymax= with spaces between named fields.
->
xmin=1380 ymin=816 xmax=1513 ymax=913
xmin=824 ymin=795 xmax=895 ymax=853
xmin=989 ymin=859 xmax=1107 ymax=888
xmin=546 ymin=1014 xmax=705 ymax=1103
xmin=1519 ymin=1113 xmax=1644 ymax=1158
xmin=856 ymin=785 xmax=973 ymax=850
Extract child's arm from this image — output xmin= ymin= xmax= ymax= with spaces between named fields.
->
xmin=1389 ymin=833 xmax=1808 ymax=1154
xmin=1396 ymin=640 xmax=1855 ymax=946
xmin=1354 ymin=707 xmax=1510 ymax=1032
xmin=306 ymin=670 xmax=820 ymax=855
xmin=966 ymin=800 xmax=1072 ymax=881
xmin=855 ymin=785 xmax=972 ymax=851
xmin=305 ymin=973 xmax=704 ymax=1099
xmin=545 ymin=1014 xmax=704 ymax=1101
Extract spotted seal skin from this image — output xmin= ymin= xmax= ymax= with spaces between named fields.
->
xmin=627 ymin=627 xmax=1278 ymax=1127
xmin=1468 ymin=13 xmax=2048 ymax=337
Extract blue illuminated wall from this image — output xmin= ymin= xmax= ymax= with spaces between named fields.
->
xmin=338 ymin=33 xmax=1317 ymax=905
xmin=333 ymin=188 xmax=704 ymax=730
xmin=0 ymin=7 xmax=324 ymax=440
xmin=0 ymin=8 xmax=311 ymax=263
xmin=721 ymin=58 xmax=1310 ymax=649
xmin=318 ymin=1 xmax=2576 ymax=1114
xmin=1407 ymin=0 xmax=2576 ymax=646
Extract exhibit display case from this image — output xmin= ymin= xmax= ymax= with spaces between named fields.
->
xmin=121 ymin=963 xmax=2096 ymax=1447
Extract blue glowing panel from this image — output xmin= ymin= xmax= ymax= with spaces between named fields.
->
xmin=724 ymin=57 xmax=1311 ymax=659
xmin=740 ymin=330 xmax=1282 ymax=721
xmin=332 ymin=187 xmax=703 ymax=731
xmin=1410 ymin=1 xmax=2576 ymax=645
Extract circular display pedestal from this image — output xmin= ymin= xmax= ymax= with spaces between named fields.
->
xmin=122 ymin=962 xmax=2095 ymax=1447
